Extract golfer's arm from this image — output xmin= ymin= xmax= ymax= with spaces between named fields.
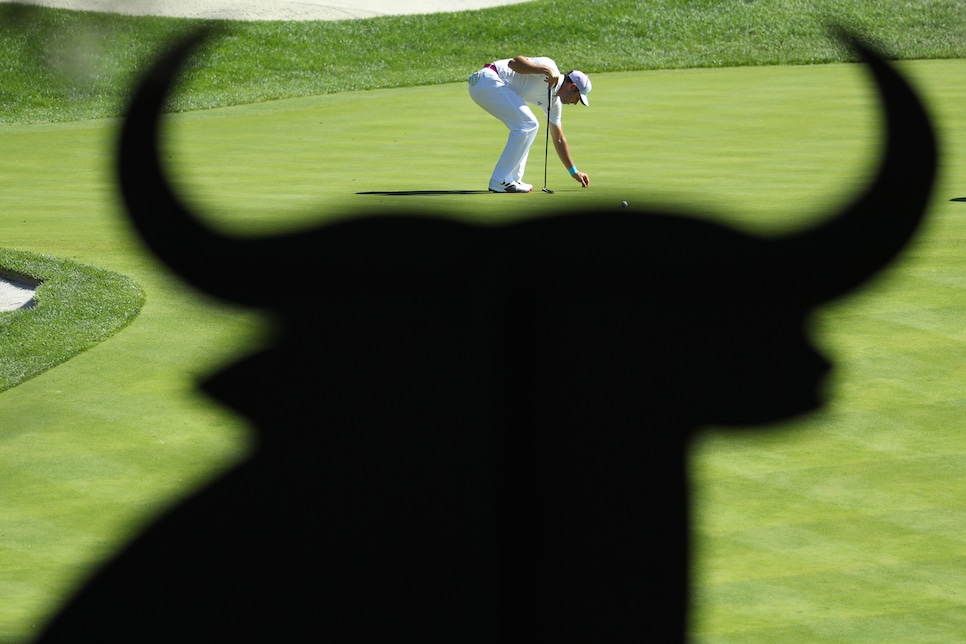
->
xmin=549 ymin=123 xmax=575 ymax=168
xmin=508 ymin=56 xmax=554 ymax=76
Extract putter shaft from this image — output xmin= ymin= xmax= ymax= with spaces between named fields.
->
xmin=543 ymin=84 xmax=552 ymax=193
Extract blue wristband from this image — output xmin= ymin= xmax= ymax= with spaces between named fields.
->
xmin=568 ymin=165 xmax=578 ymax=176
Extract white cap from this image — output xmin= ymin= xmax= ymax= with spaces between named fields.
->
xmin=569 ymin=70 xmax=592 ymax=106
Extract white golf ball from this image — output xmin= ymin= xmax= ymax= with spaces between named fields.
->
xmin=620 ymin=201 xmax=628 ymax=208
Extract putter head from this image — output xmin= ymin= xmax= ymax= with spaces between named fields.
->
xmin=542 ymin=188 xmax=554 ymax=194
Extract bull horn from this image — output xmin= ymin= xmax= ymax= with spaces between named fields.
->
xmin=776 ymin=31 xmax=937 ymax=304
xmin=118 ymin=30 xmax=275 ymax=306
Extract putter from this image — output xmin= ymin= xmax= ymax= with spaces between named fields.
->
xmin=542 ymin=83 xmax=554 ymax=194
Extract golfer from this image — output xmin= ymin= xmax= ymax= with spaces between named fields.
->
xmin=468 ymin=56 xmax=591 ymax=193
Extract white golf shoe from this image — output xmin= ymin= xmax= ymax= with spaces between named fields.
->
xmin=489 ymin=180 xmax=533 ymax=193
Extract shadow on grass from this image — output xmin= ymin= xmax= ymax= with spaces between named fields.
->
xmin=36 ymin=30 xmax=938 ymax=643
xmin=0 ymin=248 xmax=144 ymax=393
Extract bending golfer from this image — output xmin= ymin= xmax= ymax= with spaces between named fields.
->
xmin=469 ymin=56 xmax=591 ymax=193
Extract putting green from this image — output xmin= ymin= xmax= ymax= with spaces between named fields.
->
xmin=1 ymin=59 xmax=965 ymax=641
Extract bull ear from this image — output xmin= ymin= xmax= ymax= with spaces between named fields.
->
xmin=118 ymin=30 xmax=274 ymax=306
xmin=776 ymin=30 xmax=937 ymax=304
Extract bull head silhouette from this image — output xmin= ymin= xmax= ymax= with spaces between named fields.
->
xmin=39 ymin=30 xmax=935 ymax=642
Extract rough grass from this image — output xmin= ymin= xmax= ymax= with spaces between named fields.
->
xmin=0 ymin=249 xmax=144 ymax=391
xmin=0 ymin=0 xmax=964 ymax=124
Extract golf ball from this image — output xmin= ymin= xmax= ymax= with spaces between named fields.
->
xmin=620 ymin=201 xmax=628 ymax=208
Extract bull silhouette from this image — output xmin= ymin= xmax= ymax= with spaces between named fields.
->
xmin=38 ymin=31 xmax=935 ymax=642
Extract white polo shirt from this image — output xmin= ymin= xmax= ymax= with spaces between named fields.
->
xmin=488 ymin=57 xmax=564 ymax=126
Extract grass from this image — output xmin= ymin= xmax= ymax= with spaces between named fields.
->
xmin=0 ymin=0 xmax=963 ymax=124
xmin=11 ymin=0 xmax=959 ymax=389
xmin=0 ymin=2 xmax=965 ymax=642
xmin=0 ymin=249 xmax=144 ymax=392
xmin=3 ymin=57 xmax=965 ymax=642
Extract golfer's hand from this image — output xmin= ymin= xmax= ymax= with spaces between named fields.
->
xmin=573 ymin=171 xmax=589 ymax=188
xmin=544 ymin=73 xmax=559 ymax=89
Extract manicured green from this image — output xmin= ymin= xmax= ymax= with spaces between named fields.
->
xmin=0 ymin=0 xmax=964 ymax=124
xmin=1 ymin=3 xmax=965 ymax=643
xmin=3 ymin=57 xmax=965 ymax=642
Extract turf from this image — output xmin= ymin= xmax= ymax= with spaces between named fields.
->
xmin=1 ymin=4 xmax=966 ymax=643
xmin=0 ymin=0 xmax=964 ymax=124
xmin=2 ymin=55 xmax=965 ymax=641
xmin=0 ymin=249 xmax=144 ymax=392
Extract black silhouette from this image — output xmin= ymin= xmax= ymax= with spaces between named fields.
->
xmin=37 ymin=31 xmax=936 ymax=642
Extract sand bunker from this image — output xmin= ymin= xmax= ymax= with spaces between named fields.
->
xmin=0 ymin=276 xmax=37 ymax=312
xmin=1 ymin=0 xmax=528 ymax=21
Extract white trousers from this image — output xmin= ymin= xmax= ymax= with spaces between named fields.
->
xmin=468 ymin=69 xmax=540 ymax=187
